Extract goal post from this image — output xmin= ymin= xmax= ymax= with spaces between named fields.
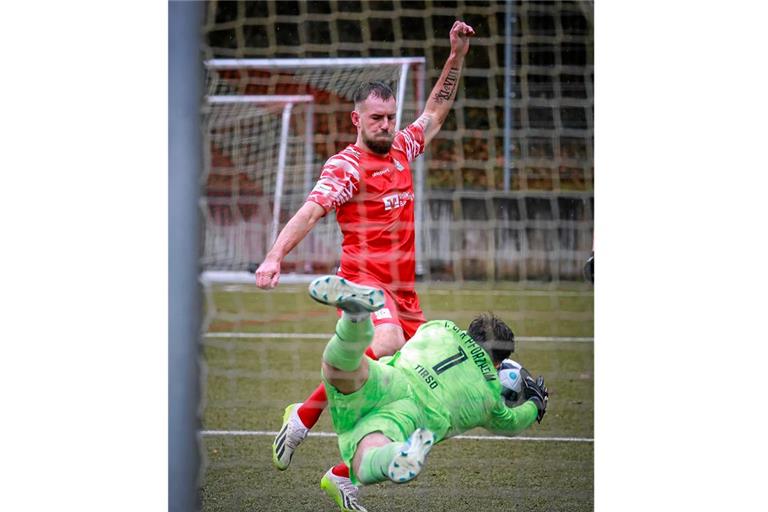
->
xmin=201 ymin=57 xmax=427 ymax=285
xmin=201 ymin=95 xmax=314 ymax=276
xmin=207 ymin=94 xmax=314 ymax=246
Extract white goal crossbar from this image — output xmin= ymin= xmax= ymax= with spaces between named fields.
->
xmin=205 ymin=57 xmax=425 ymax=131
xmin=205 ymin=57 xmax=426 ymax=68
xmin=207 ymin=95 xmax=314 ymax=103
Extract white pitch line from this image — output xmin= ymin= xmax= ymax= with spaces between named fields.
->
xmin=203 ymin=332 xmax=593 ymax=343
xmin=205 ymin=333 xmax=328 ymax=339
xmin=425 ymin=289 xmax=593 ymax=297
xmin=201 ymin=274 xmax=593 ymax=298
xmin=200 ymin=430 xmax=592 ymax=443
xmin=213 ymin=287 xmax=592 ymax=298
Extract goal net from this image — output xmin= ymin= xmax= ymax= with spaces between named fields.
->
xmin=202 ymin=95 xmax=316 ymax=274
xmin=198 ymin=3 xmax=594 ymax=510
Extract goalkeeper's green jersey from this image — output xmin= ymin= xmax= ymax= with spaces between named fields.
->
xmin=383 ymin=319 xmax=537 ymax=441
xmin=325 ymin=319 xmax=539 ymax=482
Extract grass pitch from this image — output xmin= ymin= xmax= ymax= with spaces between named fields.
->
xmin=200 ymin=282 xmax=593 ymax=511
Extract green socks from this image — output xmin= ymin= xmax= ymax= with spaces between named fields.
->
xmin=322 ymin=313 xmax=374 ymax=372
xmin=357 ymin=442 xmax=400 ymax=484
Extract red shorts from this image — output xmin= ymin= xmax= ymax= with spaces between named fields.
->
xmin=335 ymin=278 xmax=425 ymax=340
xmin=371 ymin=287 xmax=425 ymax=340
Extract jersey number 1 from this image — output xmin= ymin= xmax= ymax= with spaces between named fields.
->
xmin=432 ymin=347 xmax=468 ymax=375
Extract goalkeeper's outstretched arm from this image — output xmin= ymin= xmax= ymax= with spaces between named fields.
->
xmin=415 ymin=20 xmax=475 ymax=146
xmin=486 ymin=372 xmax=549 ymax=434
xmin=485 ymin=400 xmax=539 ymax=437
xmin=255 ymin=201 xmax=325 ymax=289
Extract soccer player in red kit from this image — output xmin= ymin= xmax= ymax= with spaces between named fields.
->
xmin=256 ymin=20 xmax=475 ymax=511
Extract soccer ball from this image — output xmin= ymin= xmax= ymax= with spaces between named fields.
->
xmin=498 ymin=358 xmax=525 ymax=406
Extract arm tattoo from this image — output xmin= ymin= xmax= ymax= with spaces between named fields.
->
xmin=433 ymin=67 xmax=459 ymax=104
xmin=416 ymin=114 xmax=432 ymax=133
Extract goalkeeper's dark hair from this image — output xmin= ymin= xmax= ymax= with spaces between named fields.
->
xmin=467 ymin=313 xmax=515 ymax=365
xmin=353 ymin=81 xmax=395 ymax=106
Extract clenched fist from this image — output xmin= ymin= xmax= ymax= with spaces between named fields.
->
xmin=449 ymin=20 xmax=475 ymax=57
xmin=255 ymin=258 xmax=281 ymax=289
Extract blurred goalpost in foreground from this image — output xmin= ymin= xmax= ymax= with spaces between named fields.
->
xmin=201 ymin=57 xmax=426 ymax=287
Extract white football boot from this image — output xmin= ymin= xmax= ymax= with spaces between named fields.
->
xmin=387 ymin=428 xmax=435 ymax=484
xmin=308 ymin=275 xmax=385 ymax=315
xmin=320 ymin=468 xmax=368 ymax=512
xmin=272 ymin=402 xmax=309 ymax=470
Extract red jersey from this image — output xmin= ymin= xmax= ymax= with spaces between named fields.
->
xmin=307 ymin=122 xmax=425 ymax=292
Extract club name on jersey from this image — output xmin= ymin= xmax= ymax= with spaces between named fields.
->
xmin=383 ymin=191 xmax=415 ymax=211
xmin=447 ymin=322 xmax=497 ymax=382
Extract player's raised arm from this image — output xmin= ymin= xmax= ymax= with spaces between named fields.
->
xmin=416 ymin=20 xmax=475 ymax=146
xmin=255 ymin=201 xmax=325 ymax=289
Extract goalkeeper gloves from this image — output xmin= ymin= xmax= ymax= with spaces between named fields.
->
xmin=520 ymin=369 xmax=549 ymax=423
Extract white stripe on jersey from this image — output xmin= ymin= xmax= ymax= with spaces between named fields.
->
xmin=325 ymin=157 xmax=360 ymax=181
xmin=402 ymin=130 xmax=422 ymax=161
xmin=391 ymin=124 xmax=423 ymax=161
xmin=339 ymin=148 xmax=360 ymax=162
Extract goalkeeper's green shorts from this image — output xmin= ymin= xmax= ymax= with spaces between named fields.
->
xmin=324 ymin=359 xmax=425 ymax=483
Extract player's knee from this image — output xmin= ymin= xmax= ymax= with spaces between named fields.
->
xmin=322 ymin=360 xmax=369 ymax=395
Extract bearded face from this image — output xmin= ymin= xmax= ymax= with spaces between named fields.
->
xmin=353 ymin=96 xmax=397 ymax=155
xmin=362 ymin=130 xmax=394 ymax=154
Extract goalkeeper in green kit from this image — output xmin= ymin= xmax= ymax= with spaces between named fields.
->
xmin=302 ymin=275 xmax=549 ymax=512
